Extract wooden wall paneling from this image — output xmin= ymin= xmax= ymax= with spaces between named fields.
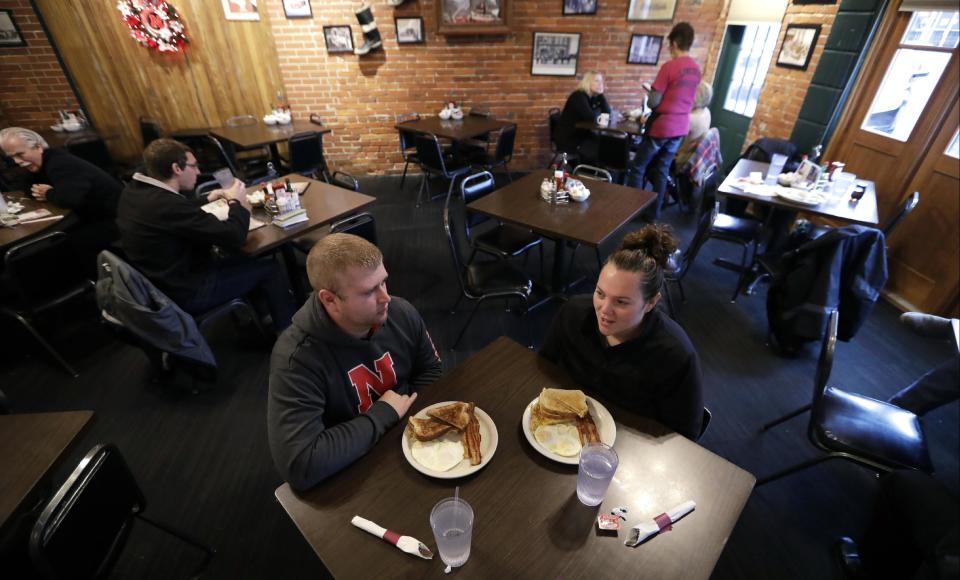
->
xmin=34 ymin=0 xmax=283 ymax=162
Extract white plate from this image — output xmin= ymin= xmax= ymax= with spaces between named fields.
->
xmin=775 ymin=187 xmax=825 ymax=206
xmin=401 ymin=401 xmax=498 ymax=479
xmin=521 ymin=396 xmax=617 ymax=465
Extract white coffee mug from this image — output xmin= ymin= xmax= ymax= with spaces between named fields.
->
xmin=597 ymin=113 xmax=610 ymax=127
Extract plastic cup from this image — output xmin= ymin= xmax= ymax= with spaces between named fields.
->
xmin=577 ymin=443 xmax=618 ymax=506
xmin=430 ymin=497 xmax=474 ymax=568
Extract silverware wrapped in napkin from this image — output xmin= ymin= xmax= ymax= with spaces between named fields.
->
xmin=351 ymin=515 xmax=434 ymax=559
xmin=624 ymin=500 xmax=696 ymax=547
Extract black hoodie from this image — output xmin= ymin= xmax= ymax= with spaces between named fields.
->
xmin=268 ymin=294 xmax=442 ymax=490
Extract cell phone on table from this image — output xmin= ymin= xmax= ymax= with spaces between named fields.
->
xmin=212 ymin=168 xmax=236 ymax=189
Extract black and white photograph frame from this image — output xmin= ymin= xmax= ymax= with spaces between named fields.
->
xmin=627 ymin=0 xmax=677 ymax=21
xmin=0 ymin=9 xmax=27 ymax=47
xmin=395 ymin=17 xmax=424 ymax=44
xmin=627 ymin=34 xmax=662 ymax=65
xmin=323 ymin=25 xmax=354 ymax=54
xmin=776 ymin=24 xmax=821 ymax=70
xmin=562 ymin=0 xmax=597 ymax=16
xmin=282 ymin=0 xmax=312 ymax=19
xmin=531 ymin=31 xmax=581 ymax=77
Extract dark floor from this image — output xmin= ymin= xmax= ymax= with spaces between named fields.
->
xmin=2 ymin=174 xmax=957 ymax=579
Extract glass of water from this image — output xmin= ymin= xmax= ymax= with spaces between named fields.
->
xmin=577 ymin=442 xmax=619 ymax=506
xmin=430 ymin=497 xmax=474 ymax=568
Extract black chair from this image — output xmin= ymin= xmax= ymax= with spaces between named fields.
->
xmin=64 ymin=135 xmax=115 ymax=175
xmin=414 ymin=133 xmax=470 ymax=207
xmin=443 ymin=206 xmax=532 ymax=349
xmin=174 ymin=134 xmax=241 ymax=181
xmin=566 ymin=164 xmax=611 ymax=280
xmin=458 ymin=171 xmax=542 ymax=271
xmin=698 ymin=407 xmax=712 ymax=441
xmin=467 ymin=124 xmax=517 ymax=182
xmin=1 ymin=232 xmax=94 ymax=377
xmin=330 ymin=170 xmax=360 ymax=192
xmin=195 ymin=179 xmax=220 ymax=199
xmin=139 ymin=116 xmax=162 ymax=148
xmin=224 ymin=115 xmax=271 ymax=177
xmin=547 ymin=107 xmax=565 ymax=168
xmin=663 ymin=187 xmax=716 ymax=318
xmin=757 ymin=310 xmax=933 ymax=486
xmin=293 ymin=172 xmax=367 ymax=253
xmin=30 ymin=444 xmax=215 ymax=579
xmin=595 ymin=129 xmax=631 ymax=184
xmin=396 ymin=112 xmax=421 ymax=189
xmin=696 ymin=166 xmax=764 ymax=302
xmin=285 ymin=131 xmax=329 ymax=181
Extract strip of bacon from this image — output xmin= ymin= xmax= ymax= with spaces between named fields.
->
xmin=464 ymin=403 xmax=482 ymax=466
xmin=576 ymin=413 xmax=600 ymax=445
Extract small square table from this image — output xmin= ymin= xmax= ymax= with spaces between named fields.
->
xmin=395 ymin=116 xmax=512 ymax=142
xmin=211 ymin=121 xmax=332 ymax=168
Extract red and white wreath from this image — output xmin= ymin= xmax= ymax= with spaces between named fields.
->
xmin=117 ymin=0 xmax=188 ymax=53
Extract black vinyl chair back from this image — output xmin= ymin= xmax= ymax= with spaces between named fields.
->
xmin=492 ymin=124 xmax=517 ymax=165
xmin=4 ymin=231 xmax=86 ymax=305
xmin=809 ymin=310 xmax=839 ymax=416
xmin=698 ymin=407 xmax=712 ymax=440
xmin=460 ymin=171 xmax=496 ymax=234
xmin=331 ymin=212 xmax=377 ymax=245
xmin=309 ymin=113 xmax=325 ymax=127
xmin=596 ymin=130 xmax=631 ymax=174
xmin=675 ymin=175 xmax=718 ymax=281
xmin=225 ymin=115 xmax=257 ymax=127
xmin=331 ymin=170 xmax=360 ymax=192
xmin=415 ymin=133 xmax=450 ymax=176
xmin=195 ymin=180 xmax=220 ymax=198
xmin=287 ymin=131 xmax=324 ymax=175
xmin=548 ymin=107 xmax=562 ymax=152
xmin=174 ymin=134 xmax=240 ymax=178
xmin=396 ymin=113 xmax=420 ymax=151
xmin=139 ymin=116 xmax=162 ymax=147
xmin=65 ymin=136 xmax=114 ymax=174
xmin=882 ymin=191 xmax=919 ymax=237
xmin=469 ymin=105 xmax=491 ymax=118
xmin=442 ymin=206 xmax=470 ymax=297
xmin=30 ymin=444 xmax=145 ymax=579
xmin=572 ymin=164 xmax=612 ymax=182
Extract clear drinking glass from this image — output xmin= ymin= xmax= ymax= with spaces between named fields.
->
xmin=430 ymin=497 xmax=474 ymax=568
xmin=577 ymin=443 xmax=619 ymax=506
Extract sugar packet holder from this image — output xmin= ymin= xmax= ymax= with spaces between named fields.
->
xmin=624 ymin=500 xmax=696 ymax=547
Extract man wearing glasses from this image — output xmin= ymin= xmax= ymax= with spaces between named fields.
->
xmin=116 ymin=138 xmax=295 ymax=332
xmin=0 ymin=127 xmax=122 ymax=273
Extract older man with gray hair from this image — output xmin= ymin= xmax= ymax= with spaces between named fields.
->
xmin=0 ymin=127 xmax=122 ymax=266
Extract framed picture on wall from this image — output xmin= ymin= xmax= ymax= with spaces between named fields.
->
xmin=437 ymin=0 xmax=510 ymax=36
xmin=395 ymin=17 xmax=424 ymax=44
xmin=323 ymin=25 xmax=354 ymax=54
xmin=531 ymin=32 xmax=580 ymax=77
xmin=0 ymin=9 xmax=26 ymax=47
xmin=222 ymin=0 xmax=259 ymax=21
xmin=793 ymin=0 xmax=837 ymax=4
xmin=776 ymin=24 xmax=821 ymax=70
xmin=627 ymin=0 xmax=677 ymax=21
xmin=282 ymin=0 xmax=312 ymax=19
xmin=627 ymin=34 xmax=662 ymax=65
xmin=563 ymin=0 xmax=597 ymax=16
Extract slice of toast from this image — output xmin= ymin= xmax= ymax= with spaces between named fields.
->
xmin=408 ymin=416 xmax=454 ymax=441
xmin=427 ymin=402 xmax=471 ymax=431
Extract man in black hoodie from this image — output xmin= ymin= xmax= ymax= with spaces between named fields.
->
xmin=268 ymin=233 xmax=442 ymax=490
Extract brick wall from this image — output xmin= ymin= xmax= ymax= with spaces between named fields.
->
xmin=0 ymin=0 xmax=79 ymax=131
xmin=264 ymin=0 xmax=727 ymax=175
xmin=742 ymin=2 xmax=840 ymax=153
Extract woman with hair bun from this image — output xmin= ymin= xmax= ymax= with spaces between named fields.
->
xmin=540 ymin=224 xmax=704 ymax=440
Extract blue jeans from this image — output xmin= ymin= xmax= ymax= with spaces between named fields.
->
xmin=172 ymin=256 xmax=295 ymax=332
xmin=627 ymin=135 xmax=683 ymax=220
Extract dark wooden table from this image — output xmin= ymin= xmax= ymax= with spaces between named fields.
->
xmin=275 ymin=337 xmax=754 ymax=580
xmin=576 ymin=118 xmax=645 ymax=138
xmin=0 ymin=193 xmax=71 ymax=252
xmin=211 ymin=120 xmax=332 ymax=167
xmin=40 ymin=128 xmax=117 ymax=150
xmin=719 ymin=159 xmax=879 ymax=226
xmin=0 ymin=410 xmax=94 ymax=535
xmin=395 ymin=116 xmax=511 ymax=142
xmin=466 ymin=170 xmax=655 ymax=292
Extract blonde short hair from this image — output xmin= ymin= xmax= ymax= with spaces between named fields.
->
xmin=306 ymin=233 xmax=383 ymax=294
xmin=693 ymin=81 xmax=713 ymax=109
xmin=577 ymin=71 xmax=603 ymax=93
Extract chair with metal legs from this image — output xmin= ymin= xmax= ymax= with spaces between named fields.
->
xmin=756 ymin=310 xmax=933 ymax=486
xmin=414 ymin=133 xmax=470 ymax=207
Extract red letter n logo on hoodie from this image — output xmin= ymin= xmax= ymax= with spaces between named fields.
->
xmin=348 ymin=352 xmax=398 ymax=413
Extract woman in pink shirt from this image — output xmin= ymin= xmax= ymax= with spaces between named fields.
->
xmin=627 ymin=23 xmax=701 ymax=220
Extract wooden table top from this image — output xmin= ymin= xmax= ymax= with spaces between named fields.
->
xmin=395 ymin=116 xmax=512 ymax=141
xmin=40 ymin=128 xmax=117 ymax=149
xmin=575 ymin=118 xmax=645 ymax=137
xmin=0 ymin=194 xmax=71 ymax=252
xmin=275 ymin=337 xmax=754 ymax=580
xmin=719 ymin=159 xmax=879 ymax=226
xmin=211 ymin=121 xmax=331 ymax=149
xmin=466 ymin=170 xmax=655 ymax=246
xmin=241 ymin=175 xmax=375 ymax=256
xmin=0 ymin=410 xmax=94 ymax=534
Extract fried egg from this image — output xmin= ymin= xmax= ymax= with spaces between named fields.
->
xmin=534 ymin=423 xmax=581 ymax=457
xmin=410 ymin=438 xmax=464 ymax=472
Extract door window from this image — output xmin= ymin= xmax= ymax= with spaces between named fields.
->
xmin=946 ymin=128 xmax=959 ymax=159
xmin=722 ymin=23 xmax=780 ymax=117
xmin=861 ymin=11 xmax=959 ymax=141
